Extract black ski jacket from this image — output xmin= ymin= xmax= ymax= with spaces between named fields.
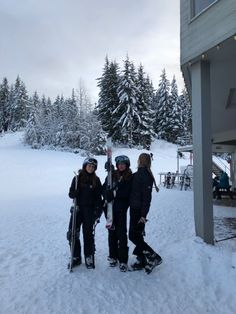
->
xmin=130 ymin=167 xmax=154 ymax=218
xmin=103 ymin=170 xmax=132 ymax=212
xmin=69 ymin=174 xmax=103 ymax=219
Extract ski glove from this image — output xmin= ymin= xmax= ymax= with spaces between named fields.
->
xmin=66 ymin=230 xmax=72 ymax=242
xmin=104 ymin=162 xmax=115 ymax=171
xmin=69 ymin=189 xmax=80 ymax=199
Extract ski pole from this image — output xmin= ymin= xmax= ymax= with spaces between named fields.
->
xmin=68 ymin=171 xmax=78 ymax=272
xmin=215 ymin=235 xmax=236 ymax=242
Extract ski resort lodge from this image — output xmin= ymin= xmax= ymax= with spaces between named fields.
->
xmin=180 ymin=0 xmax=236 ymax=244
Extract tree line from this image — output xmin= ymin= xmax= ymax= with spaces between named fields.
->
xmin=0 ymin=56 xmax=191 ymax=154
xmin=0 ymin=76 xmax=106 ymax=154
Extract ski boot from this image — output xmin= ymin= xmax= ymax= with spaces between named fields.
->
xmin=67 ymin=257 xmax=81 ymax=270
xmin=107 ymin=257 xmax=118 ymax=267
xmin=143 ymin=251 xmax=162 ymax=274
xmin=72 ymin=257 xmax=82 ymax=267
xmin=85 ymin=255 xmax=94 ymax=269
xmin=130 ymin=256 xmax=146 ymax=271
xmin=119 ymin=263 xmax=128 ymax=272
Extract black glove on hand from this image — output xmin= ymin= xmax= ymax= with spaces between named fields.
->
xmin=66 ymin=230 xmax=72 ymax=242
xmin=105 ymin=189 xmax=114 ymax=202
xmin=69 ymin=189 xmax=79 ymax=198
xmin=104 ymin=162 xmax=115 ymax=172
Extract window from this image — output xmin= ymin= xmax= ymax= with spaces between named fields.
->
xmin=192 ymin=0 xmax=217 ymax=17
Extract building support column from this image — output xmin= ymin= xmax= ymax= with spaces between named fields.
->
xmin=232 ymin=151 xmax=236 ymax=190
xmin=191 ymin=60 xmax=214 ymax=244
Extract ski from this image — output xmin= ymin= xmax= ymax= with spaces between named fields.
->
xmin=105 ymin=139 xmax=113 ymax=229
xmin=91 ymin=219 xmax=99 ymax=269
xmin=68 ymin=171 xmax=79 ymax=272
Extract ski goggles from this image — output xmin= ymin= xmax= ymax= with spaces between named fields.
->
xmin=115 ymin=155 xmax=130 ymax=165
xmin=83 ymin=158 xmax=98 ymax=167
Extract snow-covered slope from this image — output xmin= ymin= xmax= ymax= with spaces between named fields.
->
xmin=0 ymin=132 xmax=236 ymax=314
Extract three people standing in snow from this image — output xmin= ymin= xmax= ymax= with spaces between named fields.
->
xmin=67 ymin=153 xmax=161 ymax=272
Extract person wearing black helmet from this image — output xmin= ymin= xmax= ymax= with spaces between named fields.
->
xmin=67 ymin=157 xmax=103 ymax=269
xmin=103 ymin=155 xmax=132 ymax=272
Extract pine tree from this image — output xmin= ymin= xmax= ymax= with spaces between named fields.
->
xmin=10 ymin=76 xmax=29 ymax=130
xmin=0 ymin=77 xmax=10 ymax=132
xmin=133 ymin=64 xmax=155 ymax=149
xmin=166 ymin=76 xmax=183 ymax=143
xmin=66 ymin=89 xmax=78 ymax=125
xmin=97 ymin=57 xmax=120 ymax=140
xmin=39 ymin=94 xmax=54 ymax=145
xmin=154 ymin=69 xmax=170 ymax=141
xmin=62 ymin=89 xmax=80 ymax=148
xmin=52 ymin=95 xmax=66 ymax=146
xmin=178 ymin=88 xmax=192 ymax=145
xmin=25 ymin=91 xmax=40 ymax=147
xmin=79 ymin=110 xmax=106 ymax=154
xmin=115 ymin=56 xmax=139 ymax=146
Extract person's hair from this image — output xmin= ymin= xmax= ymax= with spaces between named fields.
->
xmin=138 ymin=153 xmax=159 ymax=192
xmin=78 ymin=169 xmax=98 ymax=188
xmin=138 ymin=153 xmax=151 ymax=169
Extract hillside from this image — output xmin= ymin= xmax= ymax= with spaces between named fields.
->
xmin=0 ymin=132 xmax=236 ymax=314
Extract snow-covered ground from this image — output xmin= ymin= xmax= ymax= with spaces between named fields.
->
xmin=0 ymin=132 xmax=236 ymax=314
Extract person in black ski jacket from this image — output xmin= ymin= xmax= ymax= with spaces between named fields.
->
xmin=129 ymin=153 xmax=162 ymax=272
xmin=103 ymin=155 xmax=132 ymax=272
xmin=67 ymin=157 xmax=103 ymax=269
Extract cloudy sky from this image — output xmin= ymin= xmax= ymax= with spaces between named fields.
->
xmin=0 ymin=0 xmax=183 ymax=102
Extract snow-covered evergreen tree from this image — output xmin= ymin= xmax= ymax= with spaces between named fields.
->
xmin=97 ymin=56 xmax=110 ymax=128
xmin=51 ymin=95 xmax=66 ymax=146
xmin=66 ymin=89 xmax=78 ymax=125
xmin=38 ymin=95 xmax=54 ymax=145
xmin=60 ymin=89 xmax=80 ymax=148
xmin=115 ymin=56 xmax=139 ymax=146
xmin=24 ymin=91 xmax=40 ymax=147
xmin=0 ymin=77 xmax=10 ymax=132
xmin=154 ymin=69 xmax=170 ymax=141
xmin=133 ymin=64 xmax=155 ymax=149
xmin=10 ymin=76 xmax=29 ymax=130
xmin=97 ymin=57 xmax=120 ymax=141
xmin=165 ymin=76 xmax=183 ymax=143
xmin=178 ymin=88 xmax=192 ymax=145
xmin=79 ymin=110 xmax=106 ymax=155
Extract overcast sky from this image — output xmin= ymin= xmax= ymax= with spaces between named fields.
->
xmin=0 ymin=0 xmax=183 ymax=102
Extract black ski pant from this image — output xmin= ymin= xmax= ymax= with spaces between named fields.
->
xmin=68 ymin=207 xmax=95 ymax=259
xmin=129 ymin=209 xmax=155 ymax=259
xmin=108 ymin=210 xmax=129 ymax=263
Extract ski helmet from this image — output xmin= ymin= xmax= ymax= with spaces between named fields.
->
xmin=115 ymin=155 xmax=130 ymax=168
xmin=83 ymin=157 xmax=98 ymax=170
